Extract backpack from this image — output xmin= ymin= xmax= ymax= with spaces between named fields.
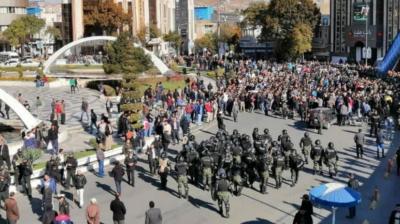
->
xmin=105 ymin=125 xmax=111 ymax=136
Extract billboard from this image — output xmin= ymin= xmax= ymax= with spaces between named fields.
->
xmin=353 ymin=3 xmax=370 ymax=21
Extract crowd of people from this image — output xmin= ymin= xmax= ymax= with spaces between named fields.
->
xmin=0 ymin=55 xmax=400 ymax=223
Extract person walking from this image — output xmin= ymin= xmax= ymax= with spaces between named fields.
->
xmin=57 ymin=194 xmax=70 ymax=215
xmin=110 ymin=161 xmax=125 ymax=195
xmin=353 ymin=129 xmax=365 ymax=159
xmin=90 ymin=109 xmax=98 ymax=134
xmin=80 ymin=97 xmax=89 ymax=122
xmin=376 ymin=128 xmax=385 ymax=159
xmin=5 ymin=192 xmax=19 ymax=224
xmin=96 ymin=139 xmax=105 ymax=178
xmin=110 ymin=194 xmax=126 ymax=224
xmin=124 ymin=150 xmax=137 ymax=187
xmin=35 ymin=96 xmax=42 ymax=117
xmin=86 ymin=198 xmax=100 ymax=224
xmin=65 ymin=153 xmax=77 ymax=189
xmin=347 ymin=173 xmax=359 ymax=219
xmin=4 ymin=104 xmax=10 ymax=119
xmin=47 ymin=124 xmax=59 ymax=155
xmin=232 ymin=99 xmax=239 ymax=122
xmin=74 ymin=170 xmax=87 ymax=208
xmin=145 ymin=201 xmax=162 ymax=224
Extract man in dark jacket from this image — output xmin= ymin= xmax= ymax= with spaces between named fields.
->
xmin=42 ymin=204 xmax=56 ymax=224
xmin=47 ymin=124 xmax=59 ymax=155
xmin=111 ymin=161 xmax=125 ymax=195
xmin=145 ymin=201 xmax=162 ymax=224
xmin=354 ymin=129 xmax=365 ymax=159
xmin=293 ymin=209 xmax=313 ymax=224
xmin=65 ymin=153 xmax=77 ymax=189
xmin=124 ymin=150 xmax=137 ymax=187
xmin=110 ymin=194 xmax=126 ymax=224
xmin=299 ymin=194 xmax=313 ymax=218
xmin=74 ymin=170 xmax=87 ymax=208
xmin=0 ymin=138 xmax=11 ymax=170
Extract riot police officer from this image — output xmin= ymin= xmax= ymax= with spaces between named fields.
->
xmin=242 ymin=148 xmax=256 ymax=188
xmin=186 ymin=145 xmax=200 ymax=185
xmin=252 ymin=128 xmax=260 ymax=141
xmin=289 ymin=150 xmax=304 ymax=187
xmin=324 ymin=142 xmax=339 ymax=178
xmin=0 ymin=174 xmax=9 ymax=208
xmin=232 ymin=141 xmax=243 ymax=164
xmin=310 ymin=140 xmax=324 ymax=175
xmin=231 ymin=158 xmax=243 ymax=196
xmin=175 ymin=156 xmax=189 ymax=199
xmin=278 ymin=129 xmax=290 ymax=149
xmin=201 ymin=150 xmax=214 ymax=191
xmin=262 ymin=128 xmax=273 ymax=145
xmin=282 ymin=136 xmax=294 ymax=169
xmin=257 ymin=152 xmax=273 ymax=194
xmin=299 ymin=132 xmax=313 ymax=164
xmin=273 ymin=151 xmax=285 ymax=189
xmin=215 ymin=172 xmax=231 ymax=218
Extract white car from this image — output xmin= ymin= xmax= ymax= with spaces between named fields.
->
xmin=2 ymin=59 xmax=20 ymax=67
xmin=20 ymin=59 xmax=40 ymax=67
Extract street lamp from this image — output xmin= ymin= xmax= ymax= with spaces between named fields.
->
xmin=362 ymin=5 xmax=370 ymax=66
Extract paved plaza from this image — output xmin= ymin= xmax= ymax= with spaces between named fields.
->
xmin=0 ymin=108 xmax=397 ymax=224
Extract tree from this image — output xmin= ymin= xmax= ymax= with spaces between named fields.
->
xmin=291 ymin=23 xmax=313 ymax=57
xmin=3 ymin=15 xmax=45 ymax=56
xmin=44 ymin=26 xmax=61 ymax=58
xmin=104 ymin=32 xmax=153 ymax=128
xmin=194 ymin=33 xmax=217 ymax=53
xmin=103 ymin=32 xmax=153 ymax=74
xmin=219 ymin=23 xmax=241 ymax=47
xmin=242 ymin=2 xmax=268 ymax=29
xmin=84 ymin=0 xmax=131 ymax=36
xmin=242 ymin=0 xmax=320 ymax=60
xmin=163 ymin=31 xmax=181 ymax=53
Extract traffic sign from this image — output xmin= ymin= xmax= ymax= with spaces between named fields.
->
xmin=363 ymin=47 xmax=372 ymax=59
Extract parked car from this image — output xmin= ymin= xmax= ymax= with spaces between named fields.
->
xmin=1 ymin=58 xmax=20 ymax=67
xmin=20 ymin=58 xmax=40 ymax=67
xmin=307 ymin=107 xmax=336 ymax=129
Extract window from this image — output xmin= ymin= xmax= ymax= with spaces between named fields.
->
xmin=8 ymin=7 xmax=15 ymax=13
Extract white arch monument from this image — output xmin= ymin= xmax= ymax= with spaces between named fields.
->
xmin=43 ymin=36 xmax=171 ymax=74
xmin=0 ymin=89 xmax=41 ymax=131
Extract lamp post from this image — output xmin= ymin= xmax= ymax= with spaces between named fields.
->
xmin=362 ymin=5 xmax=370 ymax=66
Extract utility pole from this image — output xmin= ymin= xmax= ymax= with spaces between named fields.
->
xmin=362 ymin=5 xmax=370 ymax=66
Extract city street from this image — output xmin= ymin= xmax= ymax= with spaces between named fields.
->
xmin=5 ymin=110 xmax=399 ymax=224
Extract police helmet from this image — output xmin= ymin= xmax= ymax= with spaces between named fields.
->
xmin=253 ymin=128 xmax=259 ymax=133
xmin=264 ymin=128 xmax=270 ymax=134
xmin=219 ymin=171 xmax=226 ymax=179
xmin=315 ymin=139 xmax=321 ymax=145
xmin=233 ymin=129 xmax=239 ymax=135
xmin=189 ymin=135 xmax=195 ymax=141
xmin=272 ymin=141 xmax=278 ymax=147
xmin=282 ymin=129 xmax=288 ymax=135
xmin=328 ymin=142 xmax=334 ymax=148
xmin=304 ymin=132 xmax=309 ymax=137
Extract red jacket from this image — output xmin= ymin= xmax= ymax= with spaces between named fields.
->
xmin=204 ymin=102 xmax=213 ymax=113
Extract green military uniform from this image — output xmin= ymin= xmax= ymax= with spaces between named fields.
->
xmin=258 ymin=153 xmax=272 ymax=194
xmin=201 ymin=154 xmax=213 ymax=190
xmin=231 ymin=160 xmax=243 ymax=196
xmin=310 ymin=142 xmax=324 ymax=175
xmin=324 ymin=144 xmax=338 ymax=178
xmin=175 ymin=160 xmax=189 ymax=199
xmin=216 ymin=176 xmax=231 ymax=218
xmin=299 ymin=134 xmax=312 ymax=164
xmin=274 ymin=154 xmax=285 ymax=189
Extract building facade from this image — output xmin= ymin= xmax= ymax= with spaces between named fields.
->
xmin=0 ymin=0 xmax=29 ymax=51
xmin=330 ymin=0 xmax=400 ymax=63
xmin=176 ymin=0 xmax=196 ymax=55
